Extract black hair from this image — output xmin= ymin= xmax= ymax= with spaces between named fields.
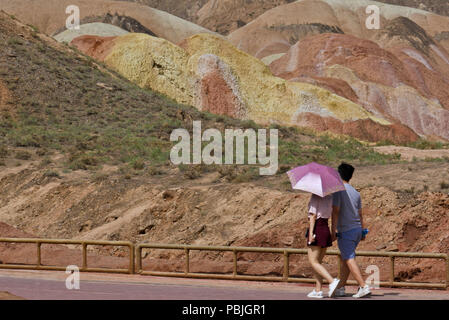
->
xmin=338 ymin=163 xmax=355 ymax=182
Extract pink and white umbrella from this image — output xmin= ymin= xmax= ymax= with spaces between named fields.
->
xmin=286 ymin=162 xmax=345 ymax=197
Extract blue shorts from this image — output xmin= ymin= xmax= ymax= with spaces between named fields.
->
xmin=337 ymin=227 xmax=362 ymax=260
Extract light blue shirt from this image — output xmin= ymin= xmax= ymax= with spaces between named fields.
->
xmin=332 ymin=183 xmax=362 ymax=233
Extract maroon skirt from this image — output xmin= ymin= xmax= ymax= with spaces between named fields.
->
xmin=305 ymin=218 xmax=332 ymax=248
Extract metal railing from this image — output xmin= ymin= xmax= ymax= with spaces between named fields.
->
xmin=136 ymin=243 xmax=449 ymax=289
xmin=0 ymin=238 xmax=447 ymax=289
xmin=0 ymin=238 xmax=134 ymax=274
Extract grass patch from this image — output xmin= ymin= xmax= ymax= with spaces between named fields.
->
xmin=43 ymin=170 xmax=60 ymax=178
xmin=14 ymin=150 xmax=32 ymax=160
xmin=0 ymin=145 xmax=8 ymax=158
xmin=377 ymin=138 xmax=449 ymax=150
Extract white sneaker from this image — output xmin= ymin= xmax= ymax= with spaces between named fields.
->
xmin=307 ymin=289 xmax=324 ymax=299
xmin=352 ymin=285 xmax=371 ymax=298
xmin=335 ymin=287 xmax=346 ymax=297
xmin=328 ymin=278 xmax=340 ymax=298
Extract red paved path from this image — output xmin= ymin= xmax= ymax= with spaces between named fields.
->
xmin=0 ymin=270 xmax=448 ymax=300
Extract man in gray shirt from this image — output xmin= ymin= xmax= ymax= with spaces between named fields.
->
xmin=331 ymin=163 xmax=371 ymax=298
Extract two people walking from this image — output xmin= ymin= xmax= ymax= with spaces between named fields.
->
xmin=304 ymin=163 xmax=371 ymax=298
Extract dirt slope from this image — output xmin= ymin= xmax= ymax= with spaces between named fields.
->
xmin=0 ymin=157 xmax=448 ymax=283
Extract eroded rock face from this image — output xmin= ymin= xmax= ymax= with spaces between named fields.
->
xmin=72 ymin=33 xmax=390 ymax=139
xmin=70 ymin=35 xmax=118 ymax=61
xmin=227 ymin=0 xmax=449 ymax=57
xmin=227 ymin=0 xmax=345 ymax=57
xmin=295 ymin=113 xmax=419 ymax=144
xmin=120 ymin=0 xmax=209 ymax=26
xmin=193 ymin=54 xmax=247 ymax=118
xmin=54 ymin=23 xmax=129 ymax=44
xmin=270 ymin=33 xmax=449 ymax=140
xmin=270 ymin=33 xmax=411 ymax=88
xmin=78 ymin=12 xmax=158 ymax=36
xmin=72 ymin=31 xmax=431 ymax=142
xmin=197 ymin=0 xmax=297 ymax=35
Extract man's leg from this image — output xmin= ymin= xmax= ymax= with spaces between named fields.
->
xmin=337 ymin=230 xmax=365 ymax=288
xmin=346 ymin=258 xmax=366 ymax=288
xmin=336 ymin=256 xmax=350 ymax=289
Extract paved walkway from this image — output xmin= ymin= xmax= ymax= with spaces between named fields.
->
xmin=0 ymin=270 xmax=448 ymax=300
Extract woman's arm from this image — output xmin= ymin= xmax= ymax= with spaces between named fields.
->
xmin=308 ymin=214 xmax=316 ymax=244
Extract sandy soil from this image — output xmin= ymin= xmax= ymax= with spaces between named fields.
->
xmin=374 ymin=146 xmax=449 ymax=161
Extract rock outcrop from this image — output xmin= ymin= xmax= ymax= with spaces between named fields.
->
xmin=270 ymin=33 xmax=449 ymax=140
xmin=72 ymin=32 xmax=423 ymax=142
xmin=54 ymin=23 xmax=129 ymax=43
xmin=227 ymin=0 xmax=449 ymax=58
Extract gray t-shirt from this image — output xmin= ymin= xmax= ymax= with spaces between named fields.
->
xmin=332 ymin=183 xmax=362 ymax=233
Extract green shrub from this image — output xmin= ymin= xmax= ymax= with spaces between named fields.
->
xmin=7 ymin=37 xmax=23 ymax=46
xmin=43 ymin=170 xmax=60 ymax=178
xmin=131 ymin=158 xmax=145 ymax=170
xmin=0 ymin=145 xmax=8 ymax=158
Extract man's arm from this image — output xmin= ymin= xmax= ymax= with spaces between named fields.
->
xmin=331 ymin=205 xmax=340 ymax=242
xmin=359 ymin=208 xmax=368 ymax=241
xmin=359 ymin=208 xmax=364 ymax=229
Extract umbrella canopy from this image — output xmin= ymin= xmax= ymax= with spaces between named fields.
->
xmin=286 ymin=162 xmax=345 ymax=197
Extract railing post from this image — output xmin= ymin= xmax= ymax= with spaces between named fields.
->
xmin=136 ymin=245 xmax=142 ymax=273
xmin=185 ymin=248 xmax=190 ymax=275
xmin=82 ymin=243 xmax=87 ymax=271
xmin=283 ymin=251 xmax=289 ymax=281
xmin=446 ymin=254 xmax=449 ymax=289
xmin=36 ymin=241 xmax=41 ymax=267
xmin=129 ymin=243 xmax=135 ymax=274
xmin=390 ymin=256 xmax=395 ymax=287
xmin=337 ymin=256 xmax=341 ymax=279
xmin=233 ymin=250 xmax=238 ymax=277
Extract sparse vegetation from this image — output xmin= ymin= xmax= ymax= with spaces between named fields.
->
xmin=403 ymin=186 xmax=416 ymax=194
xmin=0 ymin=145 xmax=8 ymax=158
xmin=7 ymin=37 xmax=23 ymax=46
xmin=43 ymin=170 xmax=60 ymax=178
xmin=377 ymin=138 xmax=449 ymax=150
xmin=14 ymin=150 xmax=32 ymax=160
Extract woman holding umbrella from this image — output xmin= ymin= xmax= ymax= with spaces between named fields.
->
xmin=287 ymin=163 xmax=343 ymax=298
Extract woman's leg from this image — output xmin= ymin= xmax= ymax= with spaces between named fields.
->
xmin=308 ymin=246 xmax=334 ymax=288
xmin=318 ymin=247 xmax=327 ymax=264
xmin=308 ymin=246 xmax=323 ymax=292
